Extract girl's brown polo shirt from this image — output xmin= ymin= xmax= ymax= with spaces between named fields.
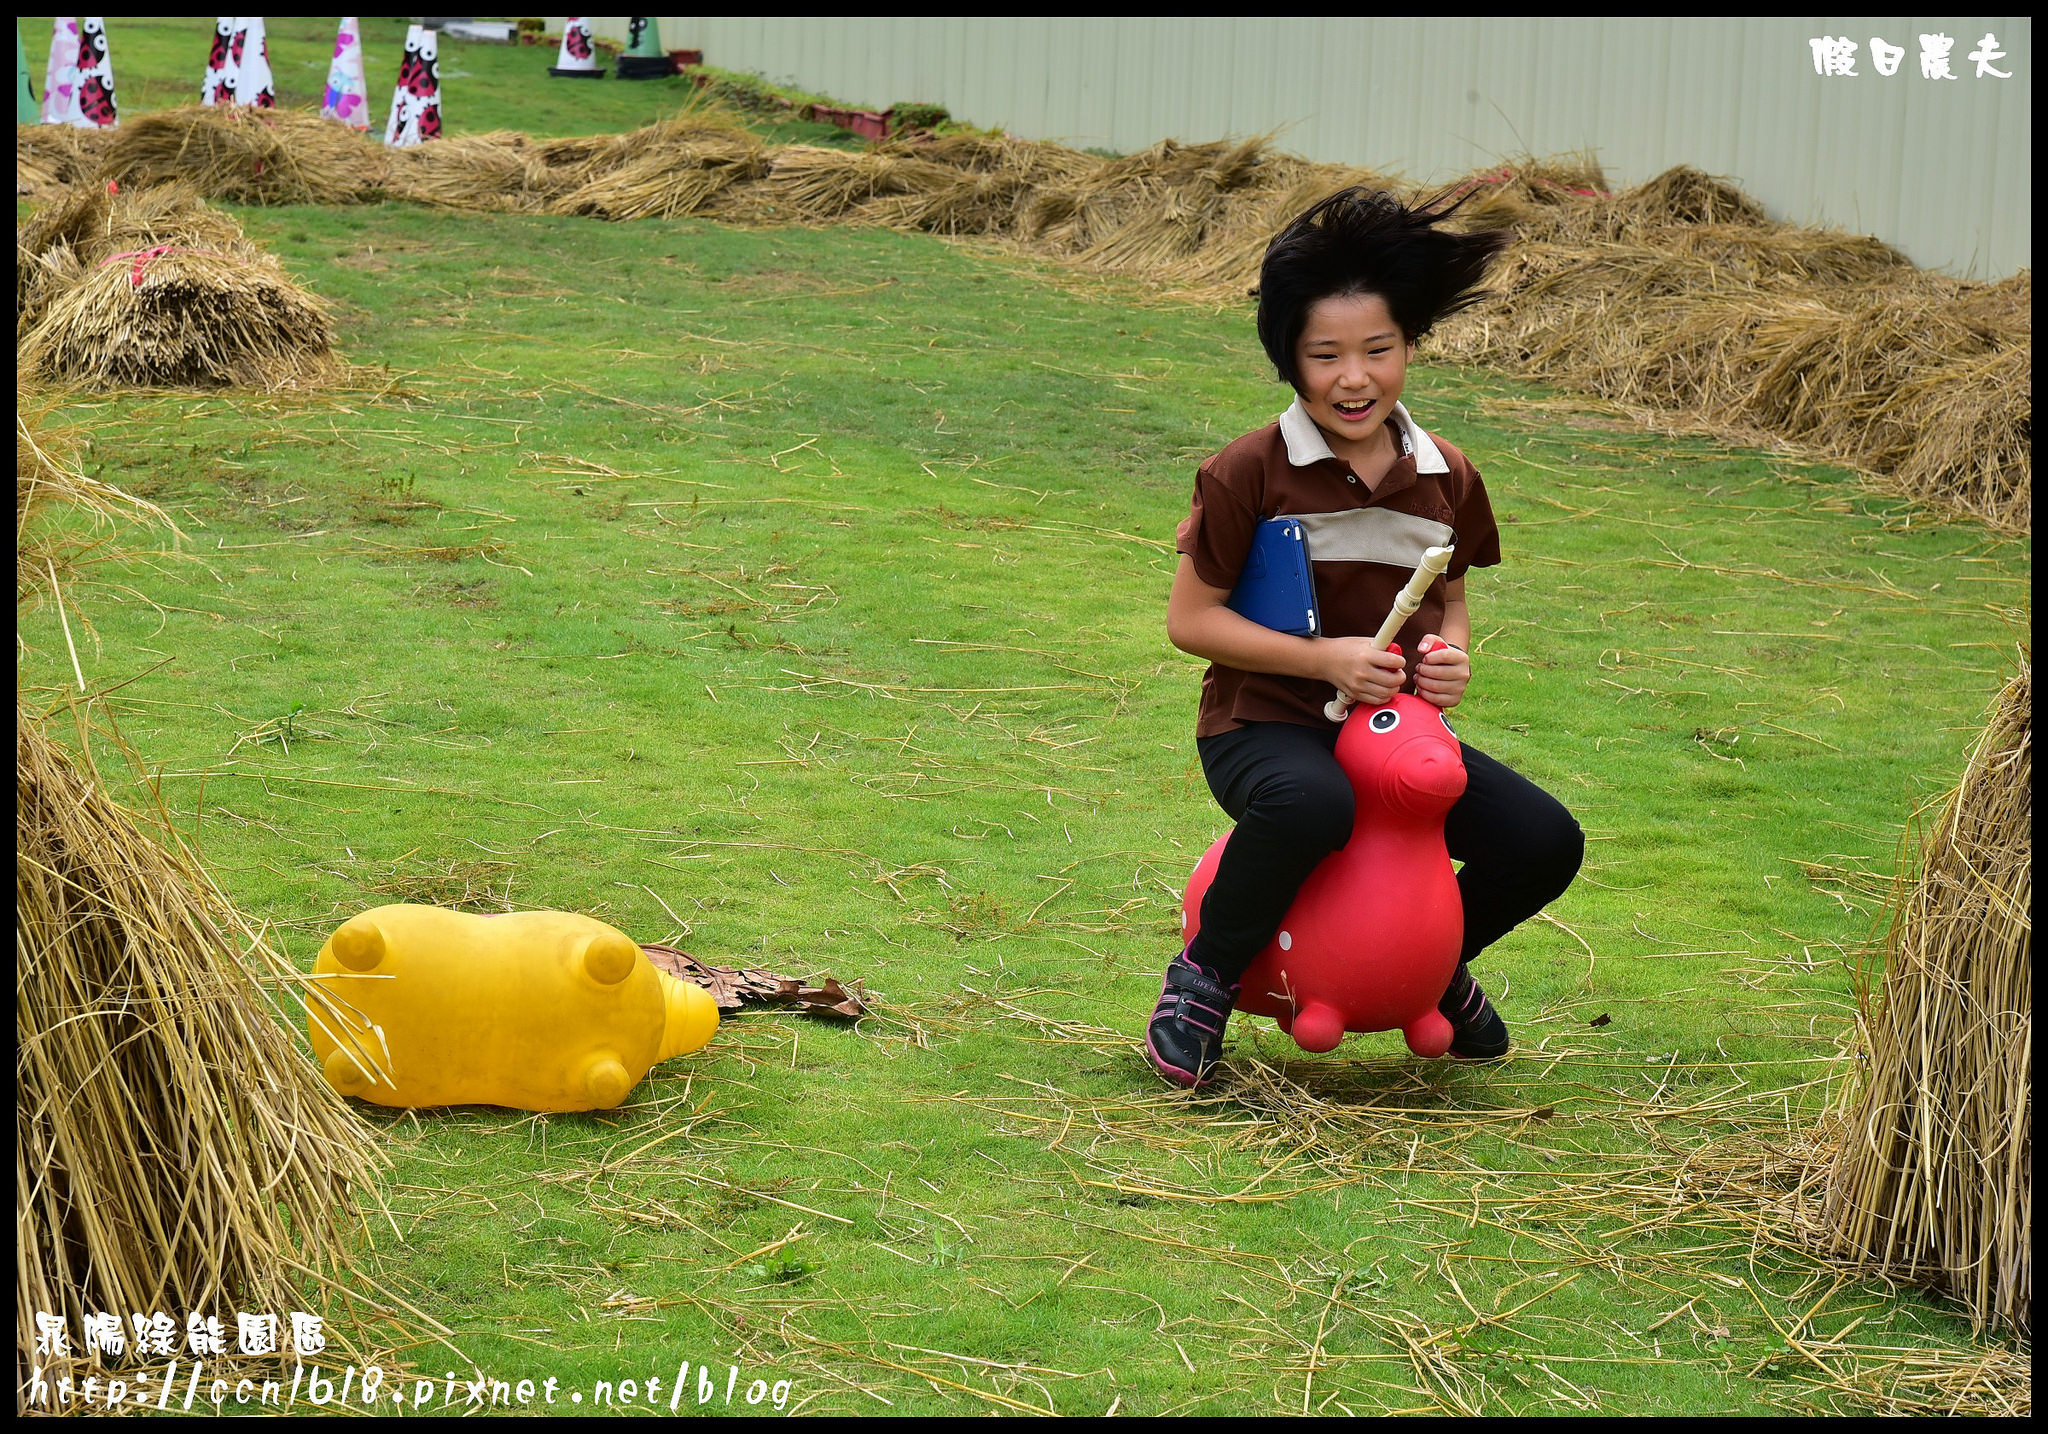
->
xmin=1176 ymin=399 xmax=1502 ymax=737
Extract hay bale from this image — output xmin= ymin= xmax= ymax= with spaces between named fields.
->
xmin=1953 ymin=269 xmax=2031 ymax=346
xmin=1742 ymin=289 xmax=1997 ymax=449
xmin=863 ymin=168 xmax=1036 ymax=237
xmin=15 ymin=240 xmax=83 ymax=343
xmin=98 ymin=105 xmax=389 ymax=206
xmin=1823 ymin=664 xmax=2030 ymax=1335
xmin=1436 ymin=225 xmax=2031 ymax=532
xmin=1737 ymin=285 xmax=2029 ymax=527
xmin=1025 ymin=136 xmax=1284 ymax=265
xmin=387 ymin=131 xmax=557 ymax=213
xmin=755 ymin=145 xmax=938 ymax=222
xmin=18 ymin=180 xmax=248 ymax=268
xmin=1451 ymin=152 xmax=1608 ymax=230
xmin=17 ymin=184 xmax=253 ymax=337
xmin=15 ymin=123 xmax=114 ymax=200
xmin=19 ymin=245 xmax=341 ymax=393
xmin=1888 ymin=343 xmax=2032 ymax=531
xmin=549 ymin=129 xmax=768 ymax=221
xmin=905 ymin=130 xmax=1098 ymax=188
xmin=901 ymin=130 xmax=1015 ymax=173
xmin=1651 ymin=223 xmax=1909 ymax=287
xmin=1578 ymin=164 xmax=1763 ymax=235
xmin=17 ymin=710 xmax=383 ymax=1377
xmin=532 ymin=131 xmax=637 ymax=188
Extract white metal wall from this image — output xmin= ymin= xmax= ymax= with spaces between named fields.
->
xmin=579 ymin=17 xmax=2031 ymax=277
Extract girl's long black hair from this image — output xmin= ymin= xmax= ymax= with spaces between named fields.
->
xmin=1256 ymin=187 xmax=1509 ymax=389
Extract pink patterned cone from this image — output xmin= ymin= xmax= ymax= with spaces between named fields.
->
xmin=322 ymin=16 xmax=370 ymax=129
xmin=42 ymin=17 xmax=79 ymax=125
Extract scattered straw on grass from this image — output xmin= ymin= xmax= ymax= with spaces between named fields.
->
xmin=17 ymin=396 xmax=176 ymax=602
xmin=17 ymin=705 xmax=384 ymax=1382
xmin=362 ymin=856 xmax=518 ymax=912
xmin=937 ymin=988 xmax=2029 ymax=1414
xmin=1824 ymin=662 xmax=2030 ymax=1336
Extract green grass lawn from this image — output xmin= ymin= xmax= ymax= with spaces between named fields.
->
xmin=19 ymin=19 xmax=2032 ymax=1417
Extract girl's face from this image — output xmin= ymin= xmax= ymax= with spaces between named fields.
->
xmin=1293 ymin=292 xmax=1414 ymax=451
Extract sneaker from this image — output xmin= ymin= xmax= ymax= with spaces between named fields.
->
xmin=1440 ymin=963 xmax=1510 ymax=1060
xmin=1145 ymin=950 xmax=1240 ymax=1088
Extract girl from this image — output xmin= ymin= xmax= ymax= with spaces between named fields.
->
xmin=1147 ymin=188 xmax=1584 ymax=1088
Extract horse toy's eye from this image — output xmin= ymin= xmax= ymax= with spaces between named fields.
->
xmin=1369 ymin=709 xmax=1401 ymax=733
xmin=1440 ymin=712 xmax=1455 ymax=736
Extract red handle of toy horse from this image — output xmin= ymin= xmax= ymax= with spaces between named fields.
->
xmin=1325 ymin=544 xmax=1456 ymax=722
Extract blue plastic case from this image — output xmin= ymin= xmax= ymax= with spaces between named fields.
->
xmin=1225 ymin=518 xmax=1320 ymax=636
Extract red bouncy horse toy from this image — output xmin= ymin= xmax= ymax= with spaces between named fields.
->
xmin=1182 ymin=546 xmax=1466 ymax=1057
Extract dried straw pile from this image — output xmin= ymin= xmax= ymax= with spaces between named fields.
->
xmin=1823 ymin=663 xmax=2030 ymax=1335
xmin=15 ymin=123 xmax=115 ymax=202
xmin=16 ymin=181 xmax=247 ymax=337
xmin=530 ymin=130 xmax=637 ymax=187
xmin=386 ymin=130 xmax=560 ymax=213
xmin=17 ymin=190 xmax=342 ymax=393
xmin=98 ymin=105 xmax=389 ymax=206
xmin=17 ymin=710 xmax=384 ymax=1386
xmin=548 ymin=116 xmax=769 ymax=220
xmin=752 ymin=145 xmax=955 ymax=225
xmin=1433 ymin=164 xmax=2030 ymax=532
xmin=865 ymin=132 xmax=1097 ymax=237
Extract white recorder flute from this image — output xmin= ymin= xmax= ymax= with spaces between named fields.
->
xmin=1324 ymin=543 xmax=1456 ymax=722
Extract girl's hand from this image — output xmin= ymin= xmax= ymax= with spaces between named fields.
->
xmin=1322 ymin=638 xmax=1407 ymax=708
xmin=1415 ymin=635 xmax=1470 ymax=709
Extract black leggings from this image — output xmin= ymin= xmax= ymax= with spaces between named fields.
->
xmin=1188 ymin=720 xmax=1583 ymax=984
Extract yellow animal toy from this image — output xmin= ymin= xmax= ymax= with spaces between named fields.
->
xmin=307 ymin=905 xmax=719 ymax=1112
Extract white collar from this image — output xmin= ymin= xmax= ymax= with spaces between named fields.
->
xmin=1279 ymin=397 xmax=1448 ymax=475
